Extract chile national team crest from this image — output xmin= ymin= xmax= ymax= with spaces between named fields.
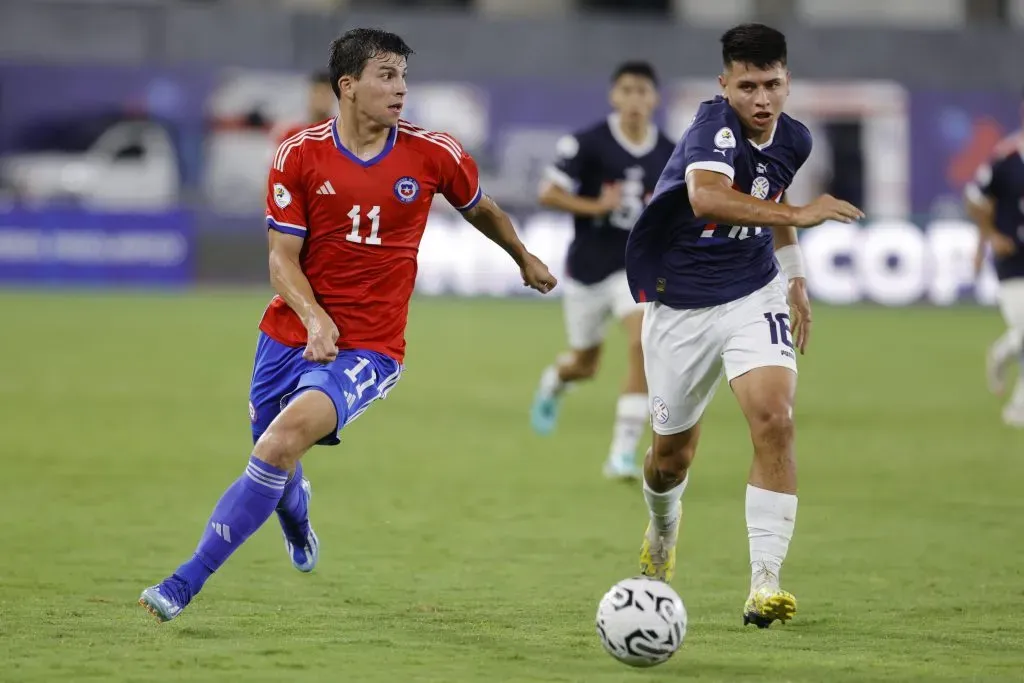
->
xmin=393 ymin=176 xmax=420 ymax=204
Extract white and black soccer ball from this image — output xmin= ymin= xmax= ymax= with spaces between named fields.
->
xmin=595 ymin=576 xmax=687 ymax=668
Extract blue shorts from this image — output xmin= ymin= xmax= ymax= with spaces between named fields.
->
xmin=248 ymin=332 xmax=403 ymax=446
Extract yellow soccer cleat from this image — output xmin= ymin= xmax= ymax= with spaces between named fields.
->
xmin=639 ymin=503 xmax=681 ymax=582
xmin=743 ymin=584 xmax=797 ymax=629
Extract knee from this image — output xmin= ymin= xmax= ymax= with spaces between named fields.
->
xmin=253 ymin=417 xmax=320 ymax=470
xmin=749 ymin=405 xmax=794 ymax=449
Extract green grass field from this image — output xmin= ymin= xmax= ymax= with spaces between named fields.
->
xmin=1 ymin=290 xmax=1022 ymax=682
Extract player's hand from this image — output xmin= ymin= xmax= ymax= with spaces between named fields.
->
xmin=303 ymin=311 xmax=339 ymax=364
xmin=787 ymin=277 xmax=812 ymax=355
xmin=793 ymin=194 xmax=864 ymax=228
xmin=520 ymin=253 xmax=558 ymax=294
xmin=596 ymin=182 xmax=623 ymax=214
xmin=989 ymin=233 xmax=1017 ymax=259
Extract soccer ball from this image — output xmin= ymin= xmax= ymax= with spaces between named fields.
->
xmin=595 ymin=576 xmax=687 ymax=668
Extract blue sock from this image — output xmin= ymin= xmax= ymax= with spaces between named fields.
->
xmin=276 ymin=461 xmax=310 ymax=539
xmin=173 ymin=456 xmax=288 ymax=596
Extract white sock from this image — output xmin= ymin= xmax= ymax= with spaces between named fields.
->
xmin=643 ymin=474 xmax=688 ymax=535
xmin=609 ymin=393 xmax=648 ymax=458
xmin=992 ymin=330 xmax=1023 ymax=365
xmin=1011 ymin=374 xmax=1024 ymax=407
xmin=538 ymin=365 xmax=565 ymax=398
xmin=746 ymin=484 xmax=798 ymax=590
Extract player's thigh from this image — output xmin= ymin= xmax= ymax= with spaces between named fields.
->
xmin=996 ymin=277 xmax=1024 ymax=332
xmin=609 ymin=270 xmax=645 ymax=329
xmin=642 ymin=301 xmax=725 ymax=436
xmin=721 ymin=276 xmax=798 ymax=385
xmin=562 ymin=276 xmax=613 ymax=350
xmin=282 ymin=349 xmax=403 ymax=446
xmin=254 ymin=390 xmax=339 ymax=468
xmin=721 ymin=277 xmax=798 ymax=421
xmin=249 ymin=331 xmax=309 ymax=445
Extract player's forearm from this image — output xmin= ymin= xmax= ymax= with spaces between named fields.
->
xmin=538 ymin=184 xmax=607 ymax=217
xmin=966 ymin=199 xmax=999 ymax=239
xmin=966 ymin=205 xmax=999 ymax=237
xmin=772 ymin=225 xmax=799 ymax=249
xmin=691 ymin=184 xmax=798 ymax=228
xmin=464 ymin=196 xmax=529 ymax=266
xmin=269 ymin=251 xmax=328 ymax=327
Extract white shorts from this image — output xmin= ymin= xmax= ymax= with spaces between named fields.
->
xmin=642 ymin=274 xmax=797 ymax=435
xmin=562 ymin=270 xmax=644 ymax=350
xmin=997 ymin=278 xmax=1024 ymax=332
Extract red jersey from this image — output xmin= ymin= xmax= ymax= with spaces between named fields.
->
xmin=270 ymin=119 xmax=331 ymax=149
xmin=260 ymin=117 xmax=482 ymax=363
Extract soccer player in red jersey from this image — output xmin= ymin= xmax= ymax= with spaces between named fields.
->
xmin=269 ymin=70 xmax=337 ymax=148
xmin=139 ymin=28 xmax=557 ymax=622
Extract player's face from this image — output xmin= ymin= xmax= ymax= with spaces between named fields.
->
xmin=345 ymin=53 xmax=408 ymax=128
xmin=308 ymin=83 xmax=337 ymax=123
xmin=610 ymin=74 xmax=658 ymax=125
xmin=719 ymin=62 xmax=789 ymax=137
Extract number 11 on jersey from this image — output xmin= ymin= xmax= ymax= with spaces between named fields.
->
xmin=346 ymin=205 xmax=382 ymax=245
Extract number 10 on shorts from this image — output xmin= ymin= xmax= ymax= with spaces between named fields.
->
xmin=764 ymin=312 xmax=793 ymax=349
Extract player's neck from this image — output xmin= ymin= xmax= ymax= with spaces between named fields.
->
xmin=335 ymin=112 xmax=393 ymax=161
xmin=745 ymin=128 xmax=771 ymax=146
xmin=616 ymin=117 xmax=651 ymax=145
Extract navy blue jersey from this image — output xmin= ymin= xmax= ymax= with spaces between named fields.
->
xmin=545 ymin=114 xmax=675 ymax=285
xmin=625 ymin=96 xmax=812 ymax=309
xmin=967 ymin=136 xmax=1024 ymax=281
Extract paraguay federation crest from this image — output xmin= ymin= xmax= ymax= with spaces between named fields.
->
xmin=393 ymin=176 xmax=420 ymax=204
xmin=750 ymin=176 xmax=771 ymax=200
xmin=651 ymin=396 xmax=669 ymax=425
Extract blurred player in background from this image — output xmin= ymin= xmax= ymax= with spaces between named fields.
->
xmin=529 ymin=61 xmax=675 ymax=480
xmin=270 ymin=70 xmax=338 ymax=147
xmin=966 ymin=93 xmax=1024 ymax=428
xmin=139 ymin=28 xmax=557 ymax=622
xmin=625 ymin=24 xmax=862 ymax=628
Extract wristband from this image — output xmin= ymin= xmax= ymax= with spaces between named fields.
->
xmin=775 ymin=244 xmax=806 ymax=279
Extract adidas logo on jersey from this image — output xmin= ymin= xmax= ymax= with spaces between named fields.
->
xmin=316 ymin=180 xmax=336 ymax=195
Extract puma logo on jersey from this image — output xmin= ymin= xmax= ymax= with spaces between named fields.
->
xmin=316 ymin=180 xmax=337 ymax=195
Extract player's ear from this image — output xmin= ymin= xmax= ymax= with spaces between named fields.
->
xmin=717 ymin=73 xmax=727 ymax=92
xmin=338 ymin=75 xmax=356 ymax=101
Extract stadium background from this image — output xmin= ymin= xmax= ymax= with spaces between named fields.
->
xmin=0 ymin=0 xmax=1022 ymax=302
xmin=2 ymin=2 xmax=1023 ymax=682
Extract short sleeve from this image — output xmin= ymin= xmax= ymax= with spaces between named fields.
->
xmin=792 ymin=120 xmax=813 ymax=171
xmin=544 ymin=133 xmax=588 ymax=192
xmin=265 ymin=141 xmax=309 ymax=239
xmin=682 ymin=114 xmax=740 ymax=183
xmin=438 ymin=140 xmax=483 ymax=212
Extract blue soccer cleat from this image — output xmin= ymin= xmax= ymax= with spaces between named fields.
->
xmin=279 ymin=477 xmax=319 ymax=573
xmin=530 ymin=390 xmax=561 ymax=436
xmin=603 ymin=452 xmax=642 ymax=480
xmin=138 ymin=579 xmax=190 ymax=623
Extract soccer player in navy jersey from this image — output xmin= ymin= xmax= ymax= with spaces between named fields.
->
xmin=965 ymin=91 xmax=1024 ymax=428
xmin=624 ymin=24 xmax=863 ymax=628
xmin=530 ymin=61 xmax=675 ymax=479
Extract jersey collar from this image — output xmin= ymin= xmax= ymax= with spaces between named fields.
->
xmin=747 ymin=119 xmax=778 ymax=151
xmin=332 ymin=116 xmax=398 ymax=167
xmin=607 ymin=113 xmax=658 ymax=157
